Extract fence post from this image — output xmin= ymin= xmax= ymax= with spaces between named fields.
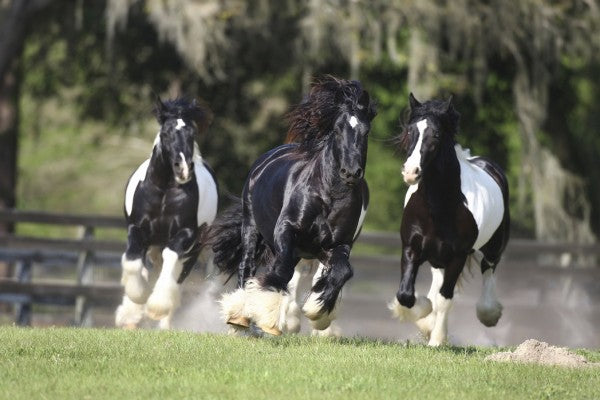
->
xmin=75 ymin=226 xmax=95 ymax=327
xmin=14 ymin=259 xmax=32 ymax=325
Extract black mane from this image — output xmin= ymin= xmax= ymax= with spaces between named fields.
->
xmin=285 ymin=76 xmax=376 ymax=149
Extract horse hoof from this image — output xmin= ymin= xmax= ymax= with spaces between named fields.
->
xmin=302 ymin=292 xmax=325 ymax=320
xmin=258 ymin=324 xmax=282 ymax=336
xmin=227 ymin=316 xmax=251 ymax=328
xmin=145 ymin=305 xmax=169 ymax=321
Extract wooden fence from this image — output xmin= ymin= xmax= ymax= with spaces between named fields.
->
xmin=0 ymin=209 xmax=598 ymax=327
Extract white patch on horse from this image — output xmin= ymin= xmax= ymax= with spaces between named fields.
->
xmin=175 ymin=118 xmax=186 ymax=130
xmin=193 ymin=143 xmax=218 ymax=227
xmin=455 ymin=145 xmax=504 ymax=249
xmin=124 ymin=159 xmax=150 ymax=216
xmin=145 ymin=248 xmax=182 ymax=321
xmin=404 ymin=144 xmax=505 ymax=247
xmin=428 ymin=293 xmax=452 ymax=346
xmin=153 ymin=132 xmax=161 ymax=148
xmin=179 ymin=152 xmax=189 ymax=181
xmin=353 ymin=203 xmax=367 ymax=240
xmin=349 ymin=115 xmax=358 ymax=128
xmin=404 ymin=119 xmax=427 ymax=172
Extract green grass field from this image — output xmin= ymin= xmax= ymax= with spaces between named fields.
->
xmin=1 ymin=327 xmax=598 ymax=400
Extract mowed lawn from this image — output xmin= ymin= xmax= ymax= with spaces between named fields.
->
xmin=1 ymin=327 xmax=599 ymax=400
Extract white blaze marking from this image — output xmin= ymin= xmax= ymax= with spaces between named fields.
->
xmin=404 ymin=119 xmax=427 ymax=172
xmin=178 ymin=152 xmax=189 ymax=181
xmin=349 ymin=115 xmax=358 ymax=128
xmin=175 ymin=119 xmax=185 ymax=130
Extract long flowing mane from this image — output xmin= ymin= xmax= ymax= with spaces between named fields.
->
xmin=285 ymin=76 xmax=376 ymax=149
xmin=153 ymin=97 xmax=213 ymax=135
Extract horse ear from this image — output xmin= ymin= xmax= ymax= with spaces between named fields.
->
xmin=444 ymin=95 xmax=454 ymax=112
xmin=358 ymin=89 xmax=370 ymax=108
xmin=153 ymin=95 xmax=166 ymax=124
xmin=409 ymin=92 xmax=421 ymax=110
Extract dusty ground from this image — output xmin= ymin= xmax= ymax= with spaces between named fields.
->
xmin=485 ymin=339 xmax=600 ymax=368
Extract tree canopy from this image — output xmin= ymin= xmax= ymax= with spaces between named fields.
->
xmin=3 ymin=0 xmax=600 ymax=240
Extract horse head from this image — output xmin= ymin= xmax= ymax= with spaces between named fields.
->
xmin=400 ymin=93 xmax=459 ymax=185
xmin=286 ymin=76 xmax=377 ymax=186
xmin=153 ymin=97 xmax=212 ymax=185
xmin=331 ymin=88 xmax=375 ymax=185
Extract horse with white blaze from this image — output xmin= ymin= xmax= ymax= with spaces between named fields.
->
xmin=115 ymin=97 xmax=218 ymax=330
xmin=389 ymin=93 xmax=510 ymax=346
xmin=208 ymin=76 xmax=376 ymax=336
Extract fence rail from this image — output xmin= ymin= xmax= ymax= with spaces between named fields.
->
xmin=0 ymin=209 xmax=598 ymax=327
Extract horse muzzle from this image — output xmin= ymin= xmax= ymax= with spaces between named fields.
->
xmin=174 ymin=162 xmax=193 ymax=185
xmin=402 ymin=165 xmax=421 ymax=185
xmin=340 ymin=167 xmax=364 ymax=186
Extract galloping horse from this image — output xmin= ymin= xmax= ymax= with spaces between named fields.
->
xmin=115 ymin=98 xmax=218 ymax=329
xmin=389 ymin=94 xmax=509 ymax=346
xmin=209 ymin=77 xmax=376 ymax=335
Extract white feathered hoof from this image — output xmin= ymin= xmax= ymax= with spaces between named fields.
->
xmin=121 ymin=257 xmax=151 ymax=304
xmin=115 ymin=296 xmax=144 ymax=329
xmin=302 ymin=291 xmax=326 ymax=321
xmin=145 ymin=285 xmax=181 ymax=321
xmin=124 ymin=278 xmax=151 ymax=304
xmin=311 ymin=322 xmax=342 ymax=337
xmin=310 ymin=313 xmax=333 ymax=331
xmin=388 ymin=295 xmax=432 ymax=322
xmin=476 ymin=300 xmax=503 ymax=327
xmin=220 ymin=287 xmax=250 ymax=329
xmin=244 ymin=278 xmax=288 ymax=336
xmin=284 ymin=301 xmax=301 ymax=334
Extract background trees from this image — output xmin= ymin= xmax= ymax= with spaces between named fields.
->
xmin=3 ymin=0 xmax=600 ymax=240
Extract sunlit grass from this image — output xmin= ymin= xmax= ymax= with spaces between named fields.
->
xmin=1 ymin=327 xmax=598 ymax=400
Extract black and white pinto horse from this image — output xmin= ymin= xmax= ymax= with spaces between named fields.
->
xmin=389 ymin=94 xmax=509 ymax=346
xmin=115 ymin=98 xmax=218 ymax=330
xmin=209 ymin=77 xmax=376 ymax=335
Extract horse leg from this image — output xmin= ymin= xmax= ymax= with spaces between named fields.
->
xmin=476 ymin=258 xmax=503 ymax=327
xmin=146 ymin=228 xmax=195 ymax=321
xmin=283 ymin=266 xmax=303 ymax=334
xmin=244 ymin=223 xmax=296 ymax=336
xmin=302 ymin=245 xmax=353 ymax=331
xmin=428 ymin=255 xmax=467 ymax=346
xmin=304 ymin=261 xmax=343 ymax=335
xmin=389 ymin=247 xmax=432 ymax=322
xmin=121 ymin=225 xmax=151 ymax=304
xmin=414 ymin=265 xmax=443 ymax=339
xmin=115 ymin=295 xmax=144 ymax=329
xmin=220 ymin=213 xmax=259 ymax=329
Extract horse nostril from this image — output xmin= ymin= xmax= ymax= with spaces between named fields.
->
xmin=415 ymin=167 xmax=421 ymax=175
xmin=340 ymin=168 xmax=347 ymax=175
xmin=354 ymin=168 xmax=363 ymax=178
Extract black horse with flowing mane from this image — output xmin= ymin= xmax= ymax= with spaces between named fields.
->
xmin=115 ymin=97 xmax=218 ymax=329
xmin=209 ymin=76 xmax=376 ymax=335
xmin=389 ymin=94 xmax=509 ymax=346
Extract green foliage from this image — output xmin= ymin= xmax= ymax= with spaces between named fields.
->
xmin=1 ymin=327 xmax=599 ymax=400
xmin=14 ymin=1 xmax=600 ymax=237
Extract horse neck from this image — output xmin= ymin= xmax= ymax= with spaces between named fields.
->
xmin=421 ymin=143 xmax=463 ymax=218
xmin=146 ymin=145 xmax=172 ymax=189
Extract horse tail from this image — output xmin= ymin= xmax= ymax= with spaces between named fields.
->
xmin=205 ymin=195 xmax=275 ymax=283
xmin=205 ymin=196 xmax=245 ymax=278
